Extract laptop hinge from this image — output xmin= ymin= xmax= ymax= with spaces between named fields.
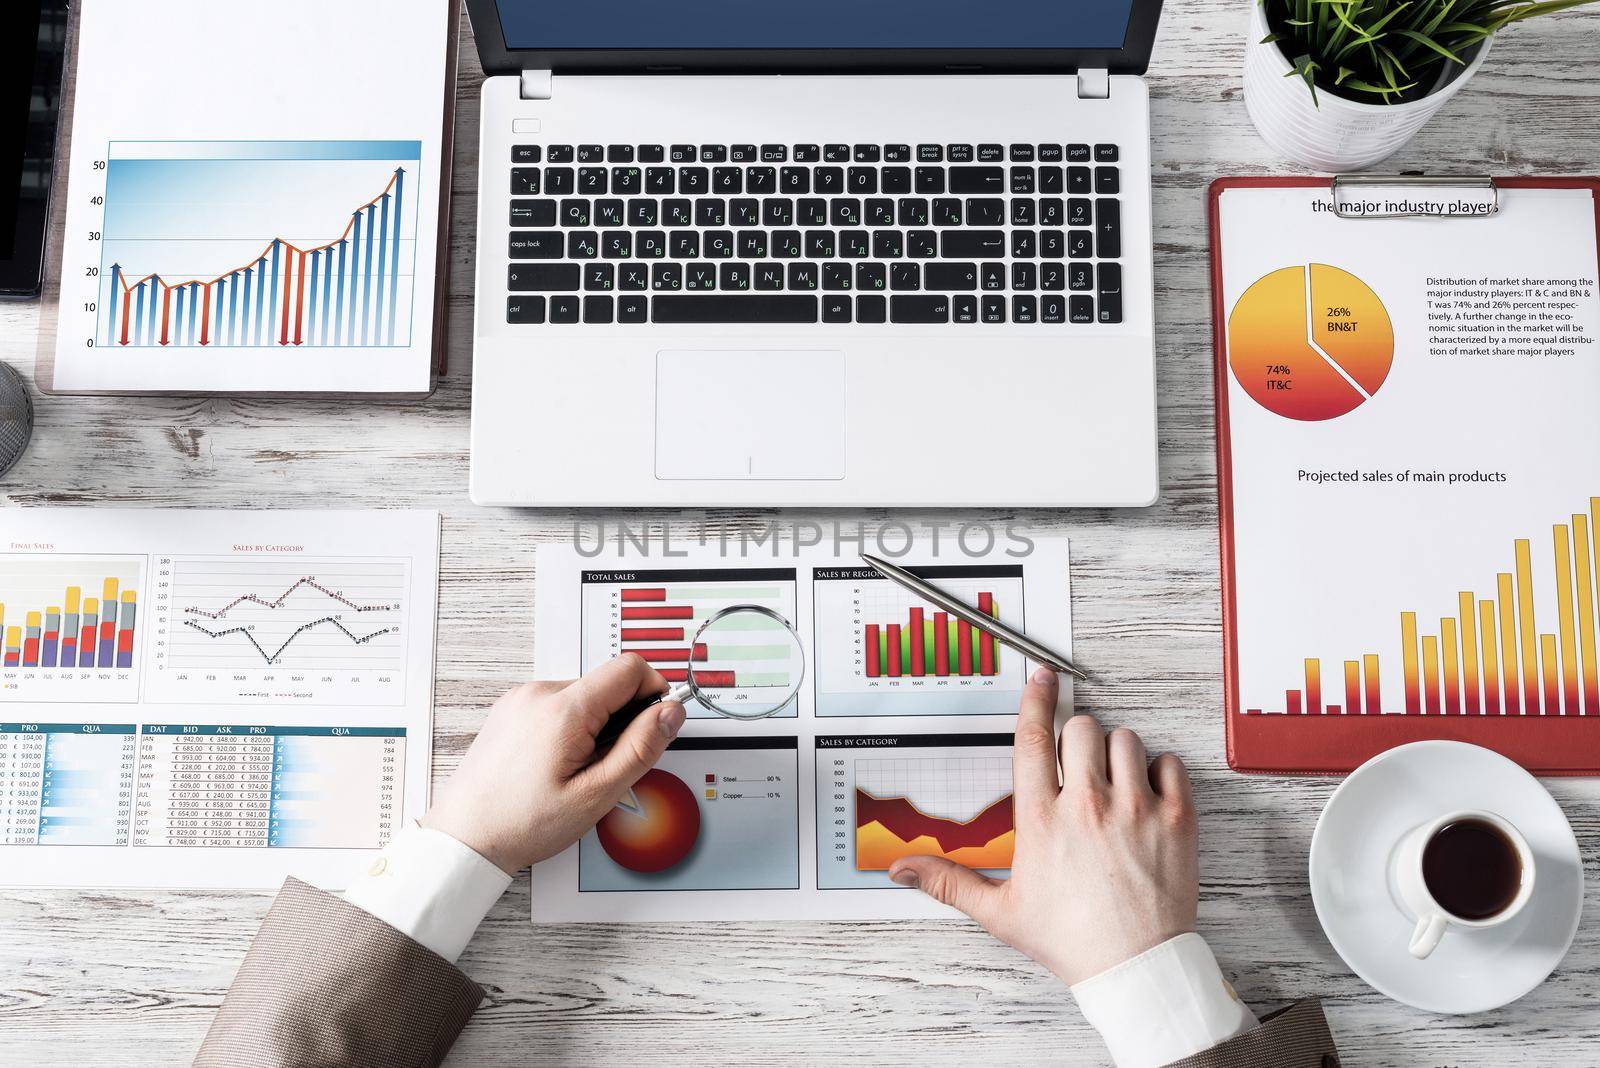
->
xmin=1077 ymin=67 xmax=1110 ymax=100
xmin=520 ymin=69 xmax=553 ymax=101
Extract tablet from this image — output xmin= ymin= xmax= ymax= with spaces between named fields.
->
xmin=0 ymin=1 xmax=67 ymax=300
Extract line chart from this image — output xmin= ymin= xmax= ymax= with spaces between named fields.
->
xmin=149 ymin=557 xmax=412 ymax=705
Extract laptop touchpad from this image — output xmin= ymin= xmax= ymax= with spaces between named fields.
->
xmin=655 ymin=350 xmax=846 ymax=480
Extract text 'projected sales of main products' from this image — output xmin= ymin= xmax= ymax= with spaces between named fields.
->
xmin=1229 ymin=263 xmax=1394 ymax=421
xmin=816 ymin=734 xmax=1015 ymax=889
xmin=0 ymin=556 xmax=143 ymax=703
xmin=812 ymin=565 xmax=1026 ymax=716
xmin=150 ymin=557 xmax=410 ymax=707
xmin=97 ymin=141 xmax=421 ymax=350
xmin=1247 ymin=498 xmax=1600 ymax=718
xmin=580 ymin=569 xmax=801 ymax=717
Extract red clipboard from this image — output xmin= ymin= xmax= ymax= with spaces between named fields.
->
xmin=1209 ymin=175 xmax=1600 ymax=776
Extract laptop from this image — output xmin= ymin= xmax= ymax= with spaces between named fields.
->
xmin=466 ymin=0 xmax=1164 ymax=507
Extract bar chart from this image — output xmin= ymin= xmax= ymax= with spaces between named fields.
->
xmin=0 ymin=557 xmax=144 ymax=703
xmin=1247 ymin=498 xmax=1600 ymax=717
xmin=149 ymin=557 xmax=410 ymax=707
xmin=580 ymin=568 xmax=801 ymax=717
xmin=813 ymin=564 xmax=1026 ymax=716
xmin=815 ymin=734 xmax=1014 ymax=888
xmin=98 ymin=141 xmax=421 ymax=351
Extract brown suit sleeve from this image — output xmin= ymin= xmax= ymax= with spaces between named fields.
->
xmin=194 ymin=877 xmax=486 ymax=1068
xmin=1165 ymin=999 xmax=1340 ymax=1068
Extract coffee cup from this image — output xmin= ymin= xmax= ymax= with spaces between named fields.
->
xmin=1392 ymin=809 xmax=1535 ymax=959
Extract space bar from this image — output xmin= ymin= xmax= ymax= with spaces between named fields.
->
xmin=651 ymin=295 xmax=818 ymax=324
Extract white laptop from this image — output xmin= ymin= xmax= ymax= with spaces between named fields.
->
xmin=466 ymin=0 xmax=1165 ymax=507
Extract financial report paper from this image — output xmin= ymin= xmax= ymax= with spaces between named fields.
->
xmin=532 ymin=538 xmax=1072 ymax=921
xmin=0 ymin=509 xmax=439 ymax=889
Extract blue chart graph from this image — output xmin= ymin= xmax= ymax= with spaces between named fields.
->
xmin=98 ymin=141 xmax=422 ymax=350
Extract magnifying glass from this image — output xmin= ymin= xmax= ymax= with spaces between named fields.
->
xmin=593 ymin=604 xmax=806 ymax=748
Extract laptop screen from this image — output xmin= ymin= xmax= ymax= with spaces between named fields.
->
xmin=493 ymin=0 xmax=1138 ymax=51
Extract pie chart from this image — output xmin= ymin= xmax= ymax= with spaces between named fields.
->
xmin=596 ymin=768 xmax=701 ymax=874
xmin=1228 ymin=264 xmax=1394 ymax=420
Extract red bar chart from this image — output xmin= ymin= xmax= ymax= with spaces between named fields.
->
xmin=0 ymin=556 xmax=144 ymax=703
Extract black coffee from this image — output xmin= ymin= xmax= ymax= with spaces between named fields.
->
xmin=1421 ymin=818 xmax=1522 ymax=921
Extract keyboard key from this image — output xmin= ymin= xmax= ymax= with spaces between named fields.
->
xmin=1040 ymin=294 xmax=1066 ymax=324
xmin=848 ymin=168 xmax=877 ymax=194
xmin=550 ymin=295 xmax=580 ymax=323
xmin=773 ymin=230 xmax=803 ymax=258
xmin=856 ymin=262 xmax=887 ymax=291
xmin=933 ymin=199 xmax=963 ymax=227
xmin=548 ymin=145 xmax=575 ymax=163
xmin=885 ymin=144 xmax=912 ymax=162
xmin=755 ymin=264 xmax=785 ymax=290
xmin=1040 ymin=230 xmax=1066 ymax=259
xmin=1095 ymin=143 xmax=1120 ymax=162
xmin=892 ymin=295 xmax=950 ymax=323
xmin=628 ymin=199 xmax=659 ymax=227
xmin=823 ymin=144 xmax=850 ymax=162
xmin=646 ymin=167 xmax=674 ymax=194
xmin=568 ymin=232 xmax=599 ymax=259
xmin=1068 ymin=167 xmax=1091 ymax=194
xmin=841 ymin=231 xmax=871 ymax=258
xmin=512 ymin=145 xmax=541 ymax=164
xmin=1068 ymin=262 xmax=1093 ymax=290
xmin=706 ymin=231 xmax=735 ymax=258
xmin=720 ymin=263 xmax=751 ymax=290
xmin=575 ymin=145 xmax=603 ymax=164
xmin=584 ymin=295 xmax=614 ymax=323
xmin=913 ymin=168 xmax=945 ymax=194
xmin=670 ymin=232 xmax=700 ymax=258
xmin=814 ymin=167 xmax=844 ymax=194
xmin=949 ymin=167 xmax=1005 ymax=194
xmin=678 ymin=167 xmax=709 ymax=195
xmin=761 ymin=144 xmax=788 ymax=162
xmin=981 ymin=263 xmax=1006 ymax=290
xmin=510 ymin=200 xmax=556 ymax=227
xmin=1010 ymin=143 xmax=1035 ymax=162
xmin=947 ymin=144 xmax=974 ymax=162
xmin=511 ymin=167 xmax=541 ymax=195
xmin=730 ymin=144 xmax=758 ymax=163
xmin=669 ymin=144 xmax=696 ymax=163
xmin=1066 ymin=143 xmax=1091 ymax=162
xmin=1039 ymin=167 xmax=1064 ymax=194
xmin=612 ymin=167 xmax=643 ymax=195
xmin=1040 ymin=262 xmax=1065 ymax=291
xmin=857 ymin=294 xmax=888 ymax=323
xmin=788 ymin=263 xmax=819 ymax=290
xmin=763 ymin=199 xmax=795 ymax=226
xmin=831 ymin=199 xmax=861 ymax=226
xmin=507 ymin=295 xmax=545 ymax=323
xmin=619 ymin=264 xmax=650 ymax=290
xmin=607 ymin=145 xmax=635 ymax=163
xmin=872 ymin=231 xmax=904 ymax=258
xmin=941 ymin=231 xmax=1007 ymax=257
xmin=652 ymin=263 xmax=683 ymax=291
xmin=638 ymin=231 xmax=667 ymax=258
xmin=652 ymin=295 xmax=819 ymax=323
xmin=544 ymin=168 xmax=575 ymax=195
xmin=964 ymin=198 xmax=1004 ymax=226
xmin=1012 ymin=198 xmax=1036 ymax=226
xmin=806 ymin=231 xmax=835 ymax=258
xmin=852 ymin=144 xmax=881 ymax=163
xmin=793 ymin=144 xmax=820 ymax=162
xmin=1038 ymin=144 xmax=1064 ymax=162
xmin=977 ymin=144 xmax=1004 ymax=162
xmin=907 ymin=231 xmax=937 ymax=258
xmin=1067 ymin=230 xmax=1092 ymax=259
xmin=1096 ymin=167 xmax=1120 ymax=194
xmin=560 ymin=198 xmax=591 ymax=226
xmin=747 ymin=167 xmax=777 ymax=194
xmin=1095 ymin=198 xmax=1122 ymax=258
xmin=585 ymin=264 xmax=615 ymax=291
xmin=1012 ymin=262 xmax=1037 ymax=290
xmin=890 ymin=263 xmax=921 ymax=291
xmin=686 ymin=264 xmax=718 ymax=290
xmin=982 ymin=295 xmax=1007 ymax=323
xmin=953 ymin=295 xmax=978 ymax=323
xmin=700 ymin=144 xmax=727 ymax=163
xmin=639 ymin=145 xmax=665 ymax=163
xmin=738 ymin=231 xmax=767 ymax=258
xmin=823 ymin=295 xmax=853 ymax=322
xmin=509 ymin=232 xmax=564 ymax=259
xmin=714 ymin=167 xmax=743 ymax=194
xmin=881 ymin=167 xmax=912 ymax=194
xmin=917 ymin=144 xmax=944 ymax=162
xmin=618 ymin=294 xmax=649 ymax=322
xmin=1040 ymin=197 xmax=1065 ymax=226
xmin=1010 ymin=167 xmax=1035 ymax=195
xmin=1097 ymin=262 xmax=1123 ymax=323
xmin=898 ymin=198 xmax=930 ymax=226
xmin=925 ymin=263 xmax=979 ymax=291
xmin=732 ymin=199 xmax=761 ymax=226
xmin=695 ymin=199 xmax=726 ymax=227
xmin=781 ymin=167 xmax=810 ymax=195
xmin=822 ymin=263 xmax=852 ymax=290
xmin=1011 ymin=230 xmax=1036 ymax=258
xmin=1068 ymin=198 xmax=1092 ymax=227
xmin=1070 ymin=295 xmax=1095 ymax=323
xmin=867 ymin=199 xmax=896 ymax=227
xmin=1013 ymin=295 xmax=1037 ymax=323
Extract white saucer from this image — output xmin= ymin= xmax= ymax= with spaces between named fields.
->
xmin=1309 ymin=740 xmax=1583 ymax=1014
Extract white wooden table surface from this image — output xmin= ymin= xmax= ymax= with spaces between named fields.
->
xmin=3 ymin=3 xmax=1597 ymax=1064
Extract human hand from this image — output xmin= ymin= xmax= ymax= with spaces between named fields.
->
xmin=421 ymin=655 xmax=686 ymax=875
xmin=889 ymin=670 xmax=1198 ymax=986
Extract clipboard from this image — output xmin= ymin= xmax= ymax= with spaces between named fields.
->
xmin=1209 ymin=173 xmax=1600 ymax=776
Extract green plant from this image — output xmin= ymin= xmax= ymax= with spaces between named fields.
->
xmin=1261 ymin=0 xmax=1599 ymax=104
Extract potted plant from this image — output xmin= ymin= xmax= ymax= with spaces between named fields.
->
xmin=1244 ymin=0 xmax=1597 ymax=171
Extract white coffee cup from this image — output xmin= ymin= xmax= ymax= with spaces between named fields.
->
xmin=1392 ymin=809 xmax=1535 ymax=959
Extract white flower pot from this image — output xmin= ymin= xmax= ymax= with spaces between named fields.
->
xmin=1243 ymin=1 xmax=1492 ymax=171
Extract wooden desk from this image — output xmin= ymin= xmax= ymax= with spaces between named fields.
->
xmin=2 ymin=3 xmax=1596 ymax=1063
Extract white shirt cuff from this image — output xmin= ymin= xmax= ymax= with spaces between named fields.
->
xmin=342 ymin=824 xmax=513 ymax=963
xmin=1069 ymin=933 xmax=1258 ymax=1068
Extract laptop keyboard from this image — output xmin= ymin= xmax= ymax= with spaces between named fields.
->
xmin=504 ymin=142 xmax=1124 ymax=326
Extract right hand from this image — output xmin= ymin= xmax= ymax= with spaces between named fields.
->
xmin=888 ymin=670 xmax=1200 ymax=986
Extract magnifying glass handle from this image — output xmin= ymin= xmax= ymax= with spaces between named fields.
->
xmin=594 ymin=681 xmax=695 ymax=750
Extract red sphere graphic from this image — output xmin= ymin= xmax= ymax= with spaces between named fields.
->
xmin=596 ymin=768 xmax=701 ymax=873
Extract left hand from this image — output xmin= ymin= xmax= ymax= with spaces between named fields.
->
xmin=421 ymin=655 xmax=686 ymax=875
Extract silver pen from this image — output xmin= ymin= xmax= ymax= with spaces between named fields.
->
xmin=859 ymin=553 xmax=1087 ymax=682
